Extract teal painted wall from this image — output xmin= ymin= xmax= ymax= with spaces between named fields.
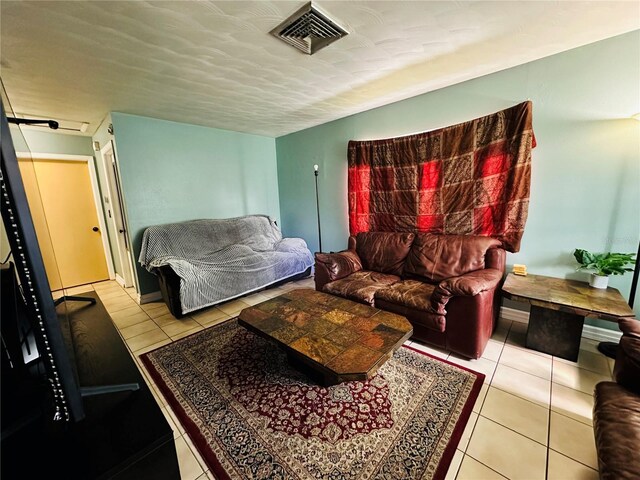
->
xmin=110 ymin=113 xmax=280 ymax=295
xmin=276 ymin=31 xmax=640 ymax=324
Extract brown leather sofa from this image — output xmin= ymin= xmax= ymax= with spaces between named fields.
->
xmin=314 ymin=232 xmax=506 ymax=359
xmin=593 ymin=318 xmax=640 ymax=480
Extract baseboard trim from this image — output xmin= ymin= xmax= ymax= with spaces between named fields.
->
xmin=581 ymin=324 xmax=622 ymax=343
xmin=138 ymin=290 xmax=163 ymax=305
xmin=499 ymin=306 xmax=622 ymax=342
xmin=115 ymin=274 xmax=126 ymax=288
xmin=500 ymin=306 xmax=529 ymax=324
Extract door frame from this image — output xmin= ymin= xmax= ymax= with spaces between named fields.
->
xmin=16 ymin=152 xmax=116 ymax=281
xmin=98 ymin=141 xmax=135 ymax=288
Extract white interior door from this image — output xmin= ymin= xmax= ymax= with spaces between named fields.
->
xmin=100 ymin=141 xmax=134 ymax=288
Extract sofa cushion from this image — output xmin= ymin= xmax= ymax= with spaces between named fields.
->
xmin=323 ymin=270 xmax=400 ymax=306
xmin=404 ymin=233 xmax=502 ymax=282
xmin=375 ymin=298 xmax=446 ymax=334
xmin=374 ymin=280 xmax=439 ymax=313
xmin=355 ymin=232 xmax=415 ymax=276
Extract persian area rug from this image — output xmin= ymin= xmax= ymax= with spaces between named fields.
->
xmin=141 ymin=320 xmax=484 ymax=480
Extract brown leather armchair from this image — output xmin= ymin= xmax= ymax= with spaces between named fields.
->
xmin=593 ymin=318 xmax=640 ymax=479
xmin=314 ymin=232 xmax=506 ymax=359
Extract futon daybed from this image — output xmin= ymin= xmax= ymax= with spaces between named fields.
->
xmin=139 ymin=215 xmax=313 ymax=318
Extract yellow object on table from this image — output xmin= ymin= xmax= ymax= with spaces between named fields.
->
xmin=513 ymin=264 xmax=527 ymax=276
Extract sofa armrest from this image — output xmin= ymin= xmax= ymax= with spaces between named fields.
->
xmin=593 ymin=381 xmax=640 ymax=480
xmin=614 ymin=318 xmax=640 ymax=394
xmin=619 ymin=317 xmax=640 ymax=338
xmin=436 ymin=268 xmax=503 ymax=297
xmin=485 ymin=247 xmax=506 ymax=272
xmin=154 ymin=265 xmax=184 ymax=319
xmin=429 ymin=268 xmax=503 ymax=315
xmin=314 ymin=250 xmax=362 ymax=291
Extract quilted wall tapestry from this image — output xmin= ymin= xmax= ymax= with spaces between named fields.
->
xmin=347 ymin=101 xmax=536 ymax=252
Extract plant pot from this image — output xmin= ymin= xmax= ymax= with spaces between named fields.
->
xmin=589 ymin=273 xmax=609 ymax=289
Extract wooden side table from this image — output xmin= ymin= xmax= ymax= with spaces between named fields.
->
xmin=502 ymin=273 xmax=635 ymax=361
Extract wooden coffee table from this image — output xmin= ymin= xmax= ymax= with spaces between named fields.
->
xmin=238 ymin=289 xmax=413 ymax=386
xmin=502 ymin=273 xmax=635 ymax=360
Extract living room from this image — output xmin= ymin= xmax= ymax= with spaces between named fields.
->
xmin=1 ymin=2 xmax=639 ymax=479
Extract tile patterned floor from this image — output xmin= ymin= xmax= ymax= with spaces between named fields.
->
xmin=82 ymin=277 xmax=605 ymax=480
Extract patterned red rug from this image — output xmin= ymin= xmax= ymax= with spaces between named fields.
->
xmin=142 ymin=319 xmax=484 ymax=480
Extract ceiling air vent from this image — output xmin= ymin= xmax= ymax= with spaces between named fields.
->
xmin=271 ymin=2 xmax=348 ymax=55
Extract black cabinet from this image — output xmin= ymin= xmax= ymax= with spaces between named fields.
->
xmin=1 ymin=290 xmax=180 ymax=480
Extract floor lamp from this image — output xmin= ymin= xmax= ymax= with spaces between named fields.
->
xmin=598 ymin=240 xmax=640 ymax=358
xmin=314 ymin=164 xmax=322 ymax=253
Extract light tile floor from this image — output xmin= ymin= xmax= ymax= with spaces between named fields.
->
xmin=81 ymin=277 xmax=605 ymax=480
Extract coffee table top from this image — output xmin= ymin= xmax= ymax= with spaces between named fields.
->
xmin=238 ymin=288 xmax=413 ymax=384
xmin=502 ymin=273 xmax=635 ymax=321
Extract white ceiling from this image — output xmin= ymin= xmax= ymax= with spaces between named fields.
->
xmin=1 ymin=1 xmax=638 ymax=138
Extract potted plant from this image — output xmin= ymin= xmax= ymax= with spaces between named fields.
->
xmin=573 ymin=249 xmax=636 ymax=289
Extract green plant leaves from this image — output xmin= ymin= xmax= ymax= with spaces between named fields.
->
xmin=573 ymin=249 xmax=636 ymax=276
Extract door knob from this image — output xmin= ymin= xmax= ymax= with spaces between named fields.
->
xmin=92 ymin=226 xmax=99 ymax=232
xmin=119 ymin=229 xmax=125 ymax=233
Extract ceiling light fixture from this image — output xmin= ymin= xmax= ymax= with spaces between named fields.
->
xmin=271 ymin=2 xmax=348 ymax=55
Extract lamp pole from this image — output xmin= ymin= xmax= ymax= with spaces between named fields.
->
xmin=627 ymin=240 xmax=640 ymax=308
xmin=599 ymin=115 xmax=640 ymax=357
xmin=314 ymin=164 xmax=322 ymax=253
xmin=597 ymin=240 xmax=640 ymax=359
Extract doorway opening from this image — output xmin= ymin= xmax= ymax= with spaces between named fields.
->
xmin=99 ymin=141 xmax=135 ymax=288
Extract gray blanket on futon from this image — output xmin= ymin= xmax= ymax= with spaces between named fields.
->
xmin=139 ymin=215 xmax=313 ymax=314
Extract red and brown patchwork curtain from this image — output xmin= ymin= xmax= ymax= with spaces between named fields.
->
xmin=347 ymin=101 xmax=536 ymax=252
